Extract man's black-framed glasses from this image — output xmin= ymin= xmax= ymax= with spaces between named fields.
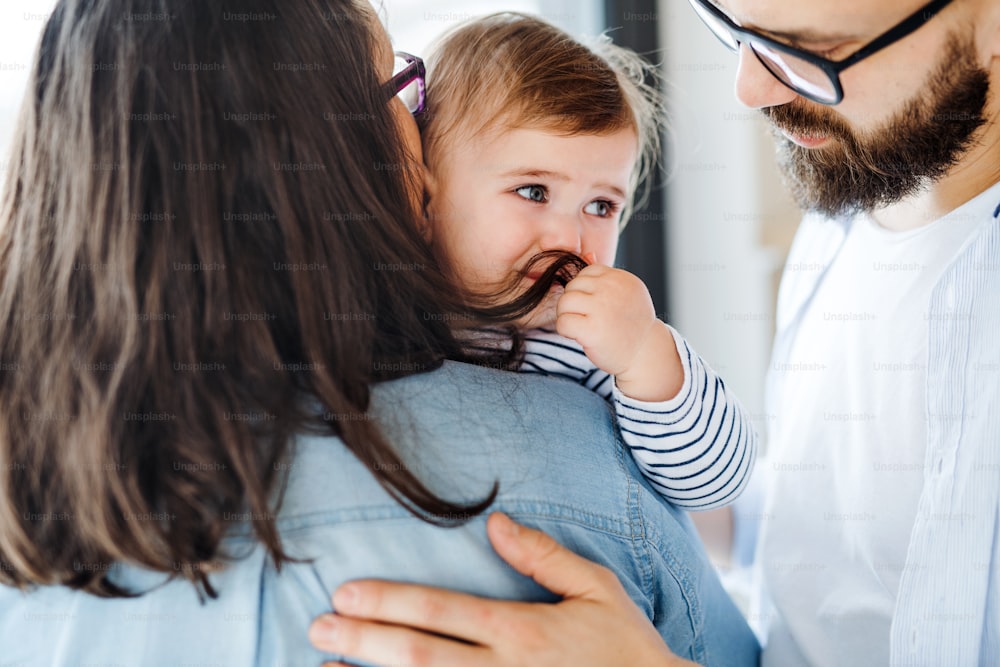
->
xmin=386 ymin=51 xmax=426 ymax=116
xmin=687 ymin=0 xmax=953 ymax=104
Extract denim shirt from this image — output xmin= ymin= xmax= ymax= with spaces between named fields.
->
xmin=0 ymin=361 xmax=759 ymax=667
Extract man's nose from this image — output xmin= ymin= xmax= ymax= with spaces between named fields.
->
xmin=734 ymin=43 xmax=799 ymax=109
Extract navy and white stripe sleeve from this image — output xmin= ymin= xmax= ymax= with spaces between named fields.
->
xmin=612 ymin=326 xmax=757 ymax=510
xmin=520 ymin=330 xmax=616 ymax=398
xmin=521 ymin=327 xmax=757 ymax=511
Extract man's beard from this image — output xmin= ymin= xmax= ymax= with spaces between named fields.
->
xmin=762 ymin=33 xmax=990 ymax=218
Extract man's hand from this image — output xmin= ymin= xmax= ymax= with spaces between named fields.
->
xmin=309 ymin=512 xmax=696 ymax=667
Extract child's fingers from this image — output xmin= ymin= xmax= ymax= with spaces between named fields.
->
xmin=562 ymin=279 xmax=599 ymax=296
xmin=555 ymin=290 xmax=593 ymax=317
xmin=574 ymin=263 xmax=610 ymax=278
xmin=555 ymin=311 xmax=588 ymax=341
xmin=570 ymin=267 xmax=649 ymax=303
xmin=563 ymin=265 xmax=608 ymax=292
xmin=564 ymin=270 xmax=608 ymax=295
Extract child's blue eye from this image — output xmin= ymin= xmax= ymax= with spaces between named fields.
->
xmin=584 ymin=200 xmax=618 ymax=218
xmin=514 ymin=185 xmax=547 ymax=203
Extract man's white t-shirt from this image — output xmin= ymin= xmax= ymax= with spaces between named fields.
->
xmin=759 ymin=186 xmax=997 ymax=667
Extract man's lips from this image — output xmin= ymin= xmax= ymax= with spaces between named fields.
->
xmin=781 ymin=128 xmax=830 ymax=148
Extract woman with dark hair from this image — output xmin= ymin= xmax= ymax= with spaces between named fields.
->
xmin=0 ymin=1 xmax=757 ymax=664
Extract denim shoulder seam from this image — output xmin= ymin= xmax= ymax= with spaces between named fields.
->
xmin=644 ymin=516 xmax=707 ymax=664
xmin=617 ymin=426 xmax=656 ymax=605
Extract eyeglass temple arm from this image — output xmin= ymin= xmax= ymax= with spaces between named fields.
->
xmin=831 ymin=0 xmax=953 ymax=71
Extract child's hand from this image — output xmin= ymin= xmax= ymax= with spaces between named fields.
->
xmin=556 ymin=264 xmax=655 ymax=374
xmin=556 ymin=263 xmax=683 ymax=402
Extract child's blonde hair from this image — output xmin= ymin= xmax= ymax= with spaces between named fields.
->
xmin=421 ymin=12 xmax=664 ymax=226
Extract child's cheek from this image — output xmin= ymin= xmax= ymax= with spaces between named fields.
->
xmin=485 ymin=202 xmax=532 ymax=261
xmin=591 ymin=231 xmax=620 ymax=266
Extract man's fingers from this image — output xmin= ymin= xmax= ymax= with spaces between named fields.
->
xmin=310 ymin=613 xmax=488 ymax=667
xmin=326 ymin=579 xmax=507 ymax=646
xmin=486 ymin=513 xmax=622 ymax=602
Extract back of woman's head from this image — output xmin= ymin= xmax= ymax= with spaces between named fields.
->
xmin=0 ymin=0 xmax=494 ymax=597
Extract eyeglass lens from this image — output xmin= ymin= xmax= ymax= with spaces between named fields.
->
xmin=752 ymin=43 xmax=838 ymax=102
xmin=689 ymin=0 xmax=838 ymax=103
xmin=689 ymin=0 xmax=738 ymax=50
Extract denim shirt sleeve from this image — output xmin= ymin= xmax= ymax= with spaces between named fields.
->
xmin=0 ymin=361 xmax=758 ymax=667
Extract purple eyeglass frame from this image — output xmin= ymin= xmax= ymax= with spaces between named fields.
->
xmin=385 ymin=51 xmax=426 ymax=116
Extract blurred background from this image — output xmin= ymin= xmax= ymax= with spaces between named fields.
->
xmin=0 ymin=0 xmax=800 ymax=449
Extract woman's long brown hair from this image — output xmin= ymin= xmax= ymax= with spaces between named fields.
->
xmin=0 ymin=0 xmax=531 ymax=598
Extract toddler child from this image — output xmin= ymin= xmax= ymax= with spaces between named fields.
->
xmin=412 ymin=12 xmax=756 ymax=510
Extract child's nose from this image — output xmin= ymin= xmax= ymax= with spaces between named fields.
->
xmin=538 ymin=214 xmax=582 ymax=254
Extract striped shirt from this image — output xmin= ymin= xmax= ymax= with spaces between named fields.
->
xmin=519 ymin=326 xmax=757 ymax=510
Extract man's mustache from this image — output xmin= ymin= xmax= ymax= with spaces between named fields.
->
xmin=761 ymin=103 xmax=850 ymax=143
